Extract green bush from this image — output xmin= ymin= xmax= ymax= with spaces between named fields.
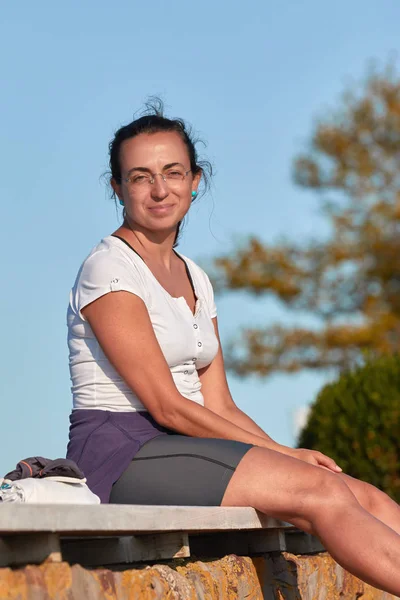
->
xmin=298 ymin=354 xmax=400 ymax=501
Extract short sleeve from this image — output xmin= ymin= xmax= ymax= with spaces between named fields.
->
xmin=71 ymin=248 xmax=148 ymax=320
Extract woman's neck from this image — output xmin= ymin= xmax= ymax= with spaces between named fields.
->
xmin=114 ymin=221 xmax=178 ymax=269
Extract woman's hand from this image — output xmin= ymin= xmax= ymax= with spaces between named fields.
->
xmin=282 ymin=447 xmax=342 ymax=473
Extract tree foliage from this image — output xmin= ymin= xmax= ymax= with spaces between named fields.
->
xmin=297 ymin=354 xmax=400 ymax=501
xmin=213 ymin=64 xmax=400 ymax=376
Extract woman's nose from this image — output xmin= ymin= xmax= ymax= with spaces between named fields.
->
xmin=151 ymin=174 xmax=169 ymax=200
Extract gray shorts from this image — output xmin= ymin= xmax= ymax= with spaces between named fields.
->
xmin=109 ymin=434 xmax=253 ymax=506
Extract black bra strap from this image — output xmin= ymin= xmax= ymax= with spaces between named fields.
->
xmin=173 ymin=250 xmax=196 ymax=298
xmin=111 ymin=234 xmax=196 ymax=297
xmin=111 ymin=234 xmax=145 ymax=262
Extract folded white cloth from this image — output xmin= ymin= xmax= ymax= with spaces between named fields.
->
xmin=0 ymin=478 xmax=100 ymax=504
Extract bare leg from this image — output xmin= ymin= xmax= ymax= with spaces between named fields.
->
xmin=336 ymin=472 xmax=400 ymax=535
xmin=222 ymin=447 xmax=400 ymax=595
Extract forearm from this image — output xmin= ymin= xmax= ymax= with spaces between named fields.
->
xmin=158 ymin=398 xmax=285 ymax=451
xmin=217 ymin=405 xmax=279 ymax=442
xmin=216 ymin=404 xmax=291 ymax=451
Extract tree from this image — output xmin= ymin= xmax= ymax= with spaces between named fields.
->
xmin=297 ymin=354 xmax=400 ymax=501
xmin=213 ymin=64 xmax=400 ymax=377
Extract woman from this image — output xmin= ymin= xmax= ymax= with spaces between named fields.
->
xmin=67 ymin=102 xmax=400 ymax=594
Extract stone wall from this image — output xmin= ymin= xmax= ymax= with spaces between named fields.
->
xmin=0 ymin=552 xmax=398 ymax=599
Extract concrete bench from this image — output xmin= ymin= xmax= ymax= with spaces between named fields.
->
xmin=0 ymin=504 xmax=323 ymax=568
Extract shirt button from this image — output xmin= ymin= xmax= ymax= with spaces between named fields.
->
xmin=193 ymin=324 xmax=198 ymax=329
xmin=184 ymin=370 xmax=189 ymax=375
xmin=192 ymin=358 xmax=196 ymax=362
xmin=198 ymin=342 xmax=202 ymax=347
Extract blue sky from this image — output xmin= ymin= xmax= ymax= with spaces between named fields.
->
xmin=1 ymin=1 xmax=399 ymax=475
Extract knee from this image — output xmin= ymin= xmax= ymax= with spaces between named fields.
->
xmin=360 ymin=481 xmax=393 ymax=514
xmin=303 ymin=473 xmax=355 ymax=517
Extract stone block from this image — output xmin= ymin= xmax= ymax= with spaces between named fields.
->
xmin=176 ymin=554 xmax=263 ymax=599
xmin=0 ymin=552 xmax=398 ymax=599
xmin=253 ymin=552 xmax=400 ymax=599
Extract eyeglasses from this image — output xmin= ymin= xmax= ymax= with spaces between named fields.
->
xmin=123 ymin=168 xmax=191 ymax=188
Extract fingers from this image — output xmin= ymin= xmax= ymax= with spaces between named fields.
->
xmin=316 ymin=452 xmax=342 ymax=473
xmin=288 ymin=448 xmax=342 ymax=474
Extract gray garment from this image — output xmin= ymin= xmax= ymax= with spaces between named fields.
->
xmin=110 ymin=434 xmax=253 ymax=506
xmin=4 ymin=457 xmax=85 ymax=482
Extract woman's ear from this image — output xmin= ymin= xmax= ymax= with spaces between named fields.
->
xmin=193 ymin=168 xmax=202 ymax=192
xmin=111 ymin=178 xmax=122 ymax=201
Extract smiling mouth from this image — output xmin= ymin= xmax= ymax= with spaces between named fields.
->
xmin=148 ymin=204 xmax=175 ymax=213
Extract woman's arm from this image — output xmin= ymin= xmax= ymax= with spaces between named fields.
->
xmin=82 ymin=291 xmax=287 ymax=450
xmin=199 ymin=318 xmax=282 ymax=443
xmin=83 ymin=294 xmax=340 ymax=471
xmin=199 ymin=318 xmax=342 ymax=471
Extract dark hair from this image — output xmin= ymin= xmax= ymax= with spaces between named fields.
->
xmin=108 ymin=98 xmax=212 ymax=246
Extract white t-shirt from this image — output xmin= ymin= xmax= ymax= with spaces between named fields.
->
xmin=67 ymin=236 xmax=219 ymax=411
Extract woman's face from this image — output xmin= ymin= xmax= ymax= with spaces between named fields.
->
xmin=112 ymin=131 xmax=201 ymax=236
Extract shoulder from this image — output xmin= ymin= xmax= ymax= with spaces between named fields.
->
xmin=177 ymin=253 xmax=217 ymax=318
xmin=79 ymin=236 xmax=145 ymax=281
xmin=179 ymin=254 xmax=213 ymax=288
xmin=70 ymin=237 xmax=149 ymax=316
